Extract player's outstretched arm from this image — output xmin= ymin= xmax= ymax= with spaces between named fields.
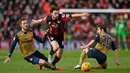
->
xmin=31 ymin=19 xmax=43 ymax=25
xmin=31 ymin=17 xmax=47 ymax=25
xmin=114 ymin=49 xmax=120 ymax=66
xmin=80 ymin=34 xmax=99 ymax=49
xmin=80 ymin=40 xmax=95 ymax=49
xmin=111 ymin=41 xmax=120 ymax=66
xmin=71 ymin=13 xmax=90 ymax=18
xmin=4 ymin=35 xmax=18 ymax=63
xmin=33 ymin=30 xmax=48 ymax=43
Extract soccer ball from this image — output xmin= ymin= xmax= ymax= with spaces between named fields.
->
xmin=81 ymin=62 xmax=91 ymax=72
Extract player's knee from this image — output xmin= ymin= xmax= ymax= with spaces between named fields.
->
xmin=39 ymin=59 xmax=46 ymax=65
xmin=83 ymin=49 xmax=88 ymax=54
xmin=82 ymin=49 xmax=86 ymax=53
xmin=101 ymin=63 xmax=107 ymax=69
xmin=51 ymin=41 xmax=60 ymax=51
xmin=54 ymin=45 xmax=59 ymax=50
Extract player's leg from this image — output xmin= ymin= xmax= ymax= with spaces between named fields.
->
xmin=47 ymin=35 xmax=58 ymax=63
xmin=38 ymin=59 xmax=55 ymax=70
xmin=48 ymin=40 xmax=60 ymax=63
xmin=24 ymin=55 xmax=63 ymax=70
xmin=122 ymin=33 xmax=128 ymax=51
xmin=38 ymin=58 xmax=64 ymax=70
xmin=91 ymin=49 xmax=107 ymax=69
xmin=74 ymin=48 xmax=89 ymax=69
xmin=91 ymin=62 xmax=107 ymax=69
xmin=51 ymin=35 xmax=64 ymax=66
xmin=34 ymin=51 xmax=48 ymax=70
xmin=47 ymin=35 xmax=60 ymax=63
xmin=52 ymin=48 xmax=63 ymax=66
xmin=75 ymin=48 xmax=107 ymax=69
xmin=117 ymin=33 xmax=122 ymax=50
xmin=48 ymin=45 xmax=55 ymax=62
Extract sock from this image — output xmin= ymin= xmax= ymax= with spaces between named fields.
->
xmin=118 ymin=41 xmax=121 ymax=50
xmin=124 ymin=41 xmax=128 ymax=50
xmin=52 ymin=56 xmax=61 ymax=66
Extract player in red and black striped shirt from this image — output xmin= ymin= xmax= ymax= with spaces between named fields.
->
xmin=32 ymin=7 xmax=90 ymax=66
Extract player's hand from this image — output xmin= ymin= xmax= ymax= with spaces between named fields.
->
xmin=82 ymin=13 xmax=90 ymax=16
xmin=115 ymin=60 xmax=120 ymax=66
xmin=4 ymin=57 xmax=11 ymax=64
xmin=80 ymin=46 xmax=87 ymax=49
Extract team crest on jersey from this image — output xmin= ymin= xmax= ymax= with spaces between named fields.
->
xmin=49 ymin=22 xmax=51 ymax=25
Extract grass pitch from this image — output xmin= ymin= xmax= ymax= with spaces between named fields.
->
xmin=0 ymin=49 xmax=130 ymax=73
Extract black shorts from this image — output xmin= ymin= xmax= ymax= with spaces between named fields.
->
xmin=24 ymin=51 xmax=48 ymax=64
xmin=87 ymin=48 xmax=107 ymax=64
xmin=47 ymin=34 xmax=64 ymax=48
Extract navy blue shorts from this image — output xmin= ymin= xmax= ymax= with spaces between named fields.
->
xmin=87 ymin=48 xmax=107 ymax=64
xmin=24 ymin=51 xmax=48 ymax=64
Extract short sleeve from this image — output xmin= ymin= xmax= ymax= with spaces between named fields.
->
xmin=93 ymin=34 xmax=100 ymax=42
xmin=61 ymin=14 xmax=72 ymax=21
xmin=111 ymin=41 xmax=117 ymax=51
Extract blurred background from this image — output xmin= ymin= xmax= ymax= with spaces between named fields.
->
xmin=0 ymin=0 xmax=130 ymax=50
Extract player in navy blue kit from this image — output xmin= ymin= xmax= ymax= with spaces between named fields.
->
xmin=74 ymin=25 xmax=120 ymax=69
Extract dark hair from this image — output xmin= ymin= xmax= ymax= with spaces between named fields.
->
xmin=50 ymin=6 xmax=59 ymax=13
xmin=17 ymin=17 xmax=27 ymax=25
xmin=96 ymin=24 xmax=107 ymax=32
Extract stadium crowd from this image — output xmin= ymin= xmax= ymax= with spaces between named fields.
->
xmin=0 ymin=0 xmax=130 ymax=49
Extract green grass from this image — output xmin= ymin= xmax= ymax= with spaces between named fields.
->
xmin=0 ymin=49 xmax=130 ymax=73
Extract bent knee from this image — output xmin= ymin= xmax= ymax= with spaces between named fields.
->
xmin=51 ymin=41 xmax=60 ymax=50
xmin=83 ymin=48 xmax=88 ymax=54
xmin=39 ymin=59 xmax=46 ymax=64
xmin=101 ymin=63 xmax=107 ymax=69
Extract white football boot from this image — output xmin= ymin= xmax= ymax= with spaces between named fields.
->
xmin=74 ymin=64 xmax=81 ymax=69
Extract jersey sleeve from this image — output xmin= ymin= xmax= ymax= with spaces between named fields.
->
xmin=42 ymin=17 xmax=47 ymax=23
xmin=8 ymin=34 xmax=18 ymax=58
xmin=61 ymin=13 xmax=72 ymax=21
xmin=111 ymin=41 xmax=117 ymax=51
xmin=33 ymin=32 xmax=47 ymax=43
xmin=93 ymin=34 xmax=100 ymax=42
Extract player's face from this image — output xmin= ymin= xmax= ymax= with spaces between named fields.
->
xmin=96 ymin=27 xmax=101 ymax=34
xmin=20 ymin=20 xmax=29 ymax=30
xmin=51 ymin=10 xmax=59 ymax=19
